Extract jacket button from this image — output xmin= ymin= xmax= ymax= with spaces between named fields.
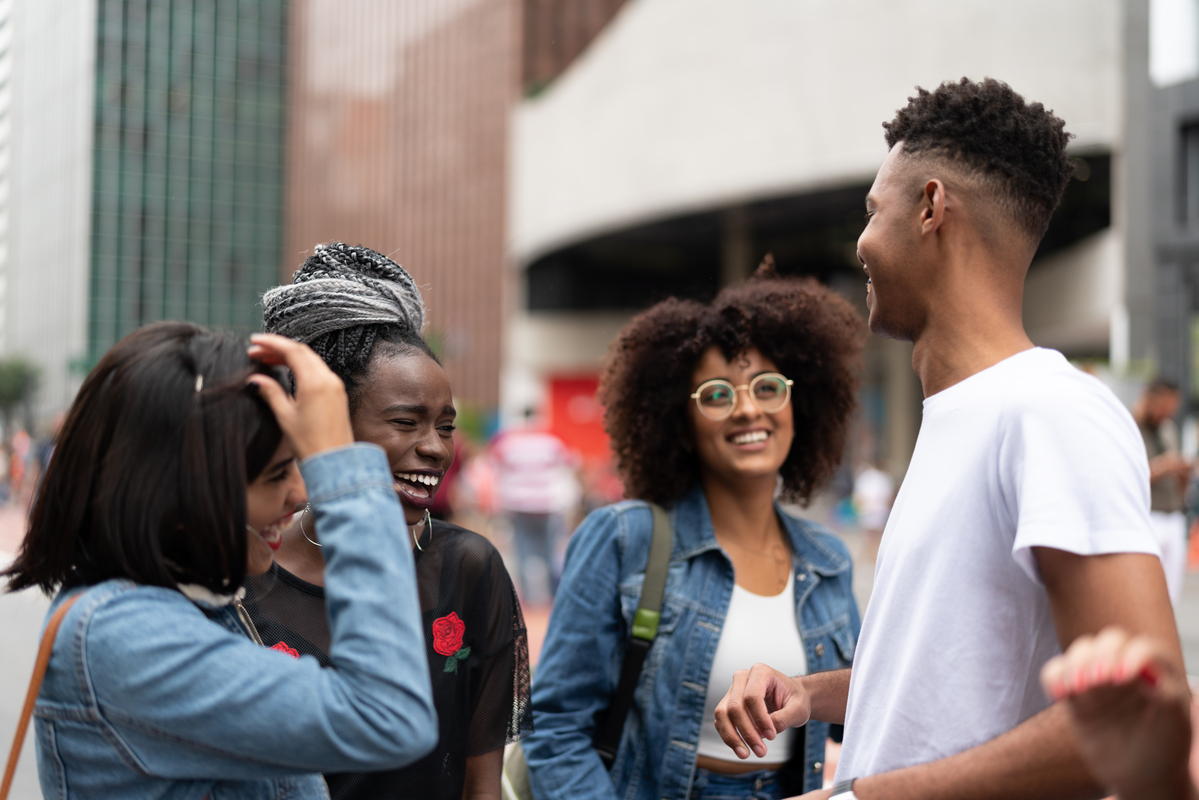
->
xmin=813 ymin=761 xmax=823 ymax=772
xmin=797 ymin=573 xmax=807 ymax=581
xmin=815 ymin=643 xmax=825 ymax=656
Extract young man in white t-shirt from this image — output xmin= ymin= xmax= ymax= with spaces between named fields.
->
xmin=713 ymin=77 xmax=1189 ymax=799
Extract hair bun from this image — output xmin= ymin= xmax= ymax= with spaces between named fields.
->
xmin=262 ymin=242 xmax=425 ymax=343
xmin=753 ymin=252 xmax=777 ymax=279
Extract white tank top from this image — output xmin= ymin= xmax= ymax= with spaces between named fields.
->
xmin=695 ymin=569 xmax=808 ymax=762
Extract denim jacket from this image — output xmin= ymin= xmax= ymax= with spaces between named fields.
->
xmin=33 ymin=444 xmax=438 ymax=800
xmin=525 ymin=485 xmax=860 ymax=800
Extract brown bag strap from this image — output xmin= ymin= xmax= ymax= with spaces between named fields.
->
xmin=1 ymin=593 xmax=82 ymax=800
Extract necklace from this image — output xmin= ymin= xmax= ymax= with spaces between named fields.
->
xmin=720 ymin=530 xmax=791 ymax=590
xmin=299 ymin=505 xmax=432 ymax=551
xmin=723 ymin=535 xmax=789 ymax=560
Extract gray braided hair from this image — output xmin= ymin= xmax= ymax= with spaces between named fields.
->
xmin=262 ymin=242 xmax=424 ymax=342
xmin=262 ymin=243 xmax=438 ymax=407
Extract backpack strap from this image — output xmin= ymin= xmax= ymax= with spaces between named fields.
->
xmin=2 ymin=593 xmax=81 ymax=800
xmin=594 ymin=502 xmax=672 ymax=768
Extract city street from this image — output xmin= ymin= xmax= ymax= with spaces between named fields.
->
xmin=1 ymin=502 xmax=48 ymax=800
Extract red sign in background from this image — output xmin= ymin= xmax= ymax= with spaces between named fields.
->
xmin=547 ymin=375 xmax=611 ymax=462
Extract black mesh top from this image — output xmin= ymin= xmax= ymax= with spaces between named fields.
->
xmin=242 ymin=519 xmax=533 ymax=799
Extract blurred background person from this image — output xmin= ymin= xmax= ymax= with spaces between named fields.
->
xmin=488 ymin=411 xmax=581 ymax=605
xmin=1135 ymin=378 xmax=1191 ymax=604
xmin=851 ymin=460 xmax=894 ymax=565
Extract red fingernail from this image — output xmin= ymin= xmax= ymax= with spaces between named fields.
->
xmin=1139 ymin=666 xmax=1158 ymax=687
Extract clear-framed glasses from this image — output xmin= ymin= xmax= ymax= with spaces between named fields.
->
xmin=690 ymin=373 xmax=794 ymax=421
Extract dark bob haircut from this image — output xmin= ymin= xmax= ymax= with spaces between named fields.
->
xmin=3 ymin=322 xmax=284 ymax=595
xmin=599 ymin=271 xmax=863 ymax=507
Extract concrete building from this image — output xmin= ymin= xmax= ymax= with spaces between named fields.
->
xmin=284 ymin=0 xmax=518 ymax=412
xmin=1150 ymin=0 xmax=1199 ymax=407
xmin=4 ymin=0 xmax=288 ymax=424
xmin=7 ymin=0 xmax=95 ymax=421
xmin=4 ymin=0 xmax=520 ymax=424
xmin=508 ymin=0 xmax=1148 ymax=475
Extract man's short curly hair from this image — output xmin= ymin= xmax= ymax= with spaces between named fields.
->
xmin=599 ymin=274 xmax=862 ymax=507
xmin=884 ymin=77 xmax=1074 ymax=242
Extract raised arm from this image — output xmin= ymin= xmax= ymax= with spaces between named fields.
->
xmin=1042 ymin=626 xmax=1196 ymax=800
xmin=812 ymin=553 xmax=1181 ymax=800
xmin=80 ymin=335 xmax=438 ymax=779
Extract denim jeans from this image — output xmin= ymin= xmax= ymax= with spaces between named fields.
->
xmin=687 ymin=768 xmax=782 ymax=800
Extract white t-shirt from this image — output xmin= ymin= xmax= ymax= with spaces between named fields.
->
xmin=696 ymin=570 xmax=807 ymax=762
xmin=835 ymin=348 xmax=1158 ymax=781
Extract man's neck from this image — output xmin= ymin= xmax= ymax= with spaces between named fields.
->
xmin=911 ymin=308 xmax=1034 ymax=398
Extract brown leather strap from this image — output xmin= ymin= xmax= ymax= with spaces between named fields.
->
xmin=1 ymin=594 xmax=81 ymax=800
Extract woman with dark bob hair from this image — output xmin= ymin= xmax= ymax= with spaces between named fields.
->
xmin=2 ymin=322 xmax=437 ymax=799
xmin=524 ymin=268 xmax=864 ymax=800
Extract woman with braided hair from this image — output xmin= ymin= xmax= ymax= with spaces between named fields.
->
xmin=242 ymin=242 xmax=532 ymax=800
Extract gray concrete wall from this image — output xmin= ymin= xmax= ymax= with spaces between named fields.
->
xmin=512 ymin=0 xmax=1124 ymax=265
xmin=6 ymin=0 xmax=95 ymax=425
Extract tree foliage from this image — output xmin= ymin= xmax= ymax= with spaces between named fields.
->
xmin=0 ymin=357 xmax=39 ymax=430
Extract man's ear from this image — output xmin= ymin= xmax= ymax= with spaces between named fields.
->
xmin=920 ymin=179 xmax=948 ymax=237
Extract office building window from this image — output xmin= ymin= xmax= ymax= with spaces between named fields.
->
xmin=89 ymin=0 xmax=288 ymax=365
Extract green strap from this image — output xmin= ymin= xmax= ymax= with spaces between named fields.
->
xmin=631 ymin=503 xmax=672 ymax=641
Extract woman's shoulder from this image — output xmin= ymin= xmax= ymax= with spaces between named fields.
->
xmin=64 ymin=578 xmax=197 ymax=621
xmin=54 ymin=580 xmax=224 ymax=680
xmin=582 ymin=499 xmax=656 ymax=534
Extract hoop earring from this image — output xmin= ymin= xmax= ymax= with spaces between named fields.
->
xmin=410 ymin=509 xmax=433 ymax=551
xmin=300 ymin=504 xmax=321 ymax=548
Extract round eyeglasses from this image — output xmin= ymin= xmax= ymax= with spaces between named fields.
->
xmin=690 ymin=373 xmax=794 ymax=421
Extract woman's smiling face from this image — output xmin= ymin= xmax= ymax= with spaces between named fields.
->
xmin=245 ymin=439 xmax=306 ymax=575
xmin=687 ymin=346 xmax=794 ymax=488
xmin=351 ymin=350 xmax=456 ymax=525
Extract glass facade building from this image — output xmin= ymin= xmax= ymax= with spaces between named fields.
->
xmin=89 ymin=0 xmax=287 ymax=363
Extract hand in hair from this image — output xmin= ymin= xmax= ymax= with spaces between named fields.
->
xmin=1041 ymin=627 xmax=1196 ymax=800
xmin=247 ymin=333 xmax=354 ymax=460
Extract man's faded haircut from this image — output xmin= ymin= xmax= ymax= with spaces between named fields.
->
xmin=884 ymin=77 xmax=1074 ymax=243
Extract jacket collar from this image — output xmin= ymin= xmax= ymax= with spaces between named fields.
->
xmin=669 ymin=483 xmax=850 ymax=576
xmin=177 ymin=583 xmax=246 ymax=609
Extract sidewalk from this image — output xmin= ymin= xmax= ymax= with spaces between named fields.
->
xmin=0 ymin=501 xmax=48 ymax=800
xmin=0 ymin=502 xmax=26 ymax=560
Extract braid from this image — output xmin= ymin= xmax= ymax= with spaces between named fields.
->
xmin=262 ymin=242 xmax=438 ymax=408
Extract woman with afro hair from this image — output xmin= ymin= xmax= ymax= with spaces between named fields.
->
xmin=524 ymin=266 xmax=864 ymax=800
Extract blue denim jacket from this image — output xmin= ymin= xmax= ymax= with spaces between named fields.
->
xmin=33 ymin=444 xmax=438 ymax=800
xmin=525 ymin=485 xmax=860 ymax=800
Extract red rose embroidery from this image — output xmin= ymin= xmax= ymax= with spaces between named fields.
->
xmin=270 ymin=641 xmax=300 ymax=659
xmin=432 ymin=612 xmax=466 ymax=656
